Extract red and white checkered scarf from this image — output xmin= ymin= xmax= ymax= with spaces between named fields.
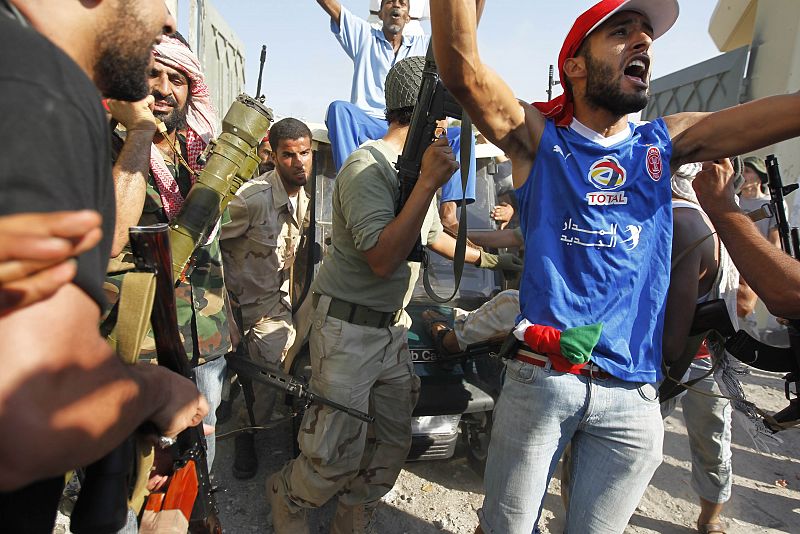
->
xmin=150 ymin=35 xmax=220 ymax=219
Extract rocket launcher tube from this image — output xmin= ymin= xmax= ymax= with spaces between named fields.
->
xmin=168 ymin=94 xmax=273 ymax=282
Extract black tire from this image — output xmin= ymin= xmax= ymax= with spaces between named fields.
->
xmin=461 ymin=410 xmax=493 ymax=477
xmin=289 ymin=350 xmax=312 ymax=457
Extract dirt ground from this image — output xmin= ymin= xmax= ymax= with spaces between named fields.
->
xmin=54 ymin=366 xmax=800 ymax=533
xmin=208 ymin=366 xmax=800 ymax=534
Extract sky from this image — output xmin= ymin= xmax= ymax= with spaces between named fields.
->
xmin=177 ymin=0 xmax=724 ymax=123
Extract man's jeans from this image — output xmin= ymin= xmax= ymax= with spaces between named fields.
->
xmin=661 ymin=357 xmax=732 ymax=503
xmin=479 ymin=359 xmax=664 ymax=534
xmin=194 ymin=356 xmax=227 ymax=471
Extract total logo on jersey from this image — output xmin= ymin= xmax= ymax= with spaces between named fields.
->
xmin=586 ymin=156 xmax=629 ymax=206
xmin=588 ymin=156 xmax=627 ymax=190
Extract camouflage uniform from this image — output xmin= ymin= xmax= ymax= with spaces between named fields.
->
xmin=269 ymin=140 xmax=434 ymax=532
xmin=220 ymin=170 xmax=309 ymax=426
xmin=105 ymin=133 xmax=231 ymax=467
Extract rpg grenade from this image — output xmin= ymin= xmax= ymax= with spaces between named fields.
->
xmin=168 ymin=94 xmax=273 ymax=282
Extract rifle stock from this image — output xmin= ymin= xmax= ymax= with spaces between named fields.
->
xmin=129 ymin=224 xmax=222 ymax=534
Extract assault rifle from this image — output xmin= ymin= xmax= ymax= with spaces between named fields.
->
xmin=395 ymin=42 xmax=466 ymax=264
xmin=225 ymin=355 xmax=374 ymax=424
xmin=129 ymin=223 xmax=221 ymax=533
xmin=762 ymin=155 xmax=800 ymax=428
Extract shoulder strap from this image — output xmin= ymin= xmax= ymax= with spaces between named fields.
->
xmin=107 ymin=272 xmax=157 ymax=365
xmin=422 ymin=112 xmax=471 ymax=303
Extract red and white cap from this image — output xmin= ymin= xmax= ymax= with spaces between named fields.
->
xmin=586 ymin=0 xmax=679 ymax=42
xmin=534 ymin=0 xmax=680 ymax=127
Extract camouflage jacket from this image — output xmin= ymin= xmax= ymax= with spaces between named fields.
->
xmin=106 ymin=133 xmax=232 ymax=363
xmin=220 ymin=170 xmax=309 ymax=327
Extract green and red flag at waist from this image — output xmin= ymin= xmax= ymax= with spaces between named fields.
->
xmin=523 ymin=323 xmax=603 ymax=373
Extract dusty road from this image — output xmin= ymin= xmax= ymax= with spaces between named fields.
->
xmin=212 ymin=367 xmax=800 ymax=534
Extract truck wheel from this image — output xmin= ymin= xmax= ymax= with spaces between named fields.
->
xmin=289 ymin=351 xmax=312 ymax=457
xmin=462 ymin=410 xmax=493 ymax=477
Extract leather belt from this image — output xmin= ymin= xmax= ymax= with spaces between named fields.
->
xmin=514 ymin=347 xmax=610 ymax=379
xmin=314 ymin=294 xmax=402 ymax=328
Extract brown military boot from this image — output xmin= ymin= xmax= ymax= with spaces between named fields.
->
xmin=329 ymin=501 xmax=378 ymax=534
xmin=266 ymin=472 xmax=309 ymax=534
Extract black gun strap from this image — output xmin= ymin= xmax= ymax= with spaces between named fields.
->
xmin=422 ymin=111 xmax=472 ymax=303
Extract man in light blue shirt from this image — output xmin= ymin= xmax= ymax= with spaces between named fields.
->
xmin=317 ymin=0 xmax=476 ymax=212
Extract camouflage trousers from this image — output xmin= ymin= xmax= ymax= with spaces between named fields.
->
xmin=273 ymin=294 xmax=420 ymax=512
xmin=452 ymin=289 xmax=519 ymax=350
xmin=237 ymin=302 xmax=295 ymax=428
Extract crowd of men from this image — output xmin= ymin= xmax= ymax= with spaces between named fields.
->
xmin=2 ymin=0 xmax=800 ymax=533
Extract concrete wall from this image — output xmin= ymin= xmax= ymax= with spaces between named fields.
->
xmin=710 ymin=0 xmax=800 ymax=219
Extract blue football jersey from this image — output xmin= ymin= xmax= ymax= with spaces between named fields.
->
xmin=517 ymin=118 xmax=673 ymax=382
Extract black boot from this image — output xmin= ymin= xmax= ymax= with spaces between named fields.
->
xmin=232 ymin=432 xmax=258 ymax=479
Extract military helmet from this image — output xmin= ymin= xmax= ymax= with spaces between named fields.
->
xmin=385 ymin=56 xmax=425 ymax=112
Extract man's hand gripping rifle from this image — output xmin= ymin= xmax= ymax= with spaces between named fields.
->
xmin=395 ymin=43 xmax=465 ymax=263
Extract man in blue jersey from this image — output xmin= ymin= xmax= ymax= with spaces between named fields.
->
xmin=430 ymin=1 xmax=800 ymax=533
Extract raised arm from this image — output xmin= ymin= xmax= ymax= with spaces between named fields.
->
xmin=693 ymin=159 xmax=800 ymax=318
xmin=669 ymin=92 xmax=800 ymax=169
xmin=316 ymin=0 xmax=342 ymax=26
xmin=430 ymin=0 xmax=543 ymax=185
xmin=362 ymin=137 xmax=458 ymax=278
xmin=107 ymin=97 xmax=159 ymax=256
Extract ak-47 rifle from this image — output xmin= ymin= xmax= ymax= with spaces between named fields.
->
xmin=396 ymin=42 xmax=466 ymax=264
xmin=129 ymin=223 xmax=221 ymax=533
xmin=395 ymin=42 xmax=472 ymax=303
xmin=761 ymin=155 xmax=800 ymax=429
xmin=225 ymin=355 xmax=374 ymax=424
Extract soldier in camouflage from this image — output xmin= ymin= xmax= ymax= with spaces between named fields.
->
xmin=266 ymin=56 xmax=519 ymax=534
xmin=104 ymin=32 xmax=230 ymax=469
xmin=220 ymin=118 xmax=312 ymax=480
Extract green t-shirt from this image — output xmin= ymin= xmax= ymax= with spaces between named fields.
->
xmin=312 ymin=139 xmax=442 ymax=312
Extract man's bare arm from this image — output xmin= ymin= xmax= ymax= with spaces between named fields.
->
xmin=107 ymin=97 xmax=158 ymax=256
xmin=427 ymin=231 xmax=481 ymax=265
xmin=363 ymin=137 xmax=459 ymax=278
xmin=669 ymin=92 xmax=800 ymax=169
xmin=662 ymin=210 xmax=704 ymax=365
xmin=430 ymin=0 xmax=542 ymax=187
xmin=0 ymin=284 xmax=208 ymax=490
xmin=316 ymin=0 xmax=342 ymax=26
xmin=694 ymin=159 xmax=800 ymax=318
xmin=467 ymin=228 xmax=523 ymax=249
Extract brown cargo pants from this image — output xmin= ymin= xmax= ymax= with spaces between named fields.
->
xmin=272 ymin=294 xmax=420 ymax=512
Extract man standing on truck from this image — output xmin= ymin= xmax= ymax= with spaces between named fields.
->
xmin=266 ymin=56 xmax=519 ymax=534
xmin=315 ymin=0 xmax=477 ymax=232
xmin=431 ymin=0 xmax=800 ymax=532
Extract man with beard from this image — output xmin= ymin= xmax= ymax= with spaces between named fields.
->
xmin=430 ymin=0 xmax=800 ymax=532
xmin=220 ymin=118 xmax=311 ymax=480
xmin=106 ymin=33 xmax=231 ymax=470
xmin=0 ymin=0 xmax=208 ymax=530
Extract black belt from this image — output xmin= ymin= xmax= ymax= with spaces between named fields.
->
xmin=314 ymin=294 xmax=402 ymax=328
